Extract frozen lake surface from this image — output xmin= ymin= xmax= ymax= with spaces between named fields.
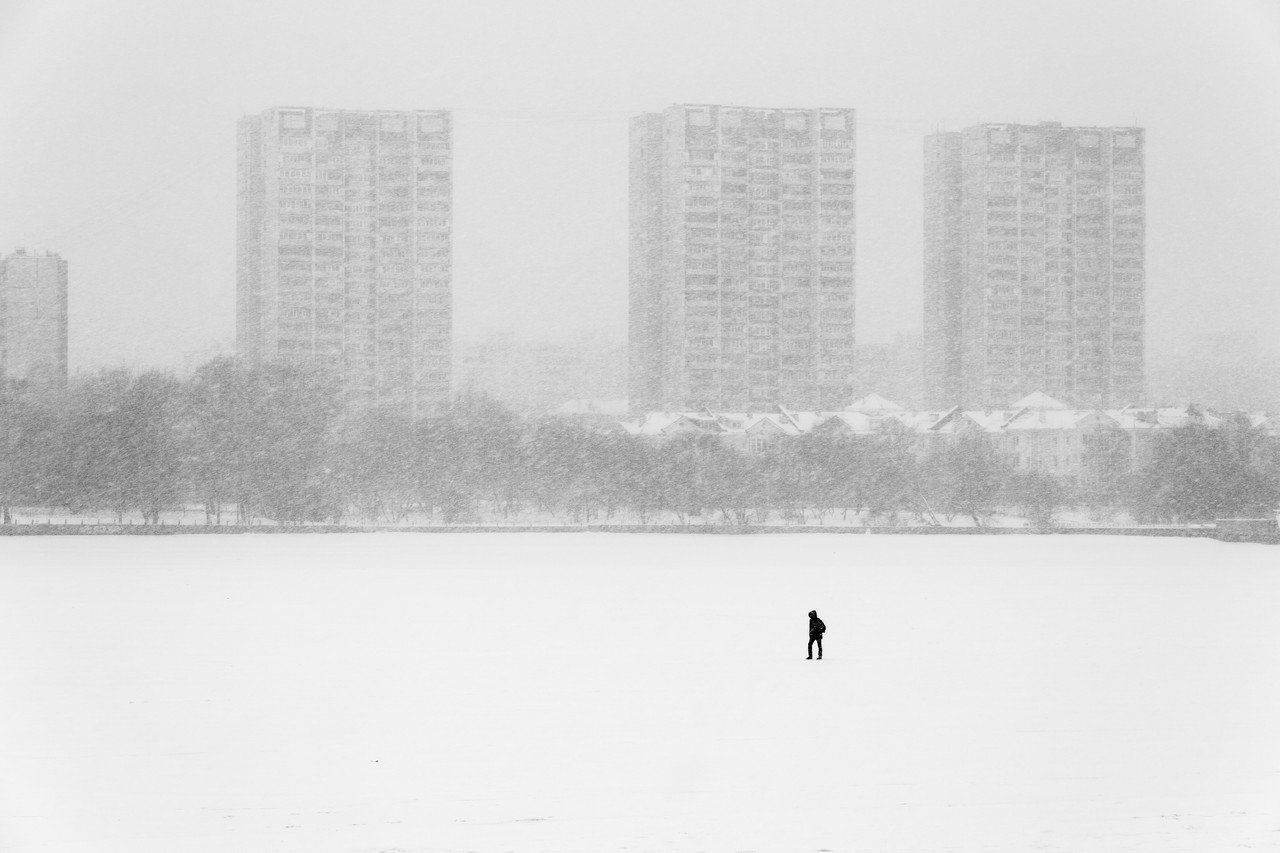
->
xmin=1 ymin=533 xmax=1278 ymax=852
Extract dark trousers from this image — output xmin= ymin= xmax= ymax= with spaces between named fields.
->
xmin=808 ymin=635 xmax=823 ymax=658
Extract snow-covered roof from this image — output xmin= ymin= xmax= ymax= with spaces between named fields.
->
xmin=817 ymin=411 xmax=875 ymax=434
xmin=1250 ymin=412 xmax=1280 ymax=435
xmin=1010 ymin=391 xmax=1069 ymax=410
xmin=1106 ymin=408 xmax=1157 ymax=430
xmin=741 ymin=413 xmax=799 ymax=436
xmin=617 ymin=394 xmax=1275 ymax=442
xmin=1000 ymin=407 xmax=1089 ymax=431
xmin=621 ymin=412 xmax=722 ymax=437
xmin=925 ymin=407 xmax=1004 ymax=434
xmin=845 ymin=393 xmax=905 ymax=414
xmin=775 ymin=407 xmax=827 ymax=433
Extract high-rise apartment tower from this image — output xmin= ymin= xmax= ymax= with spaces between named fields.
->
xmin=924 ymin=122 xmax=1145 ymax=408
xmin=0 ymin=249 xmax=68 ymax=384
xmin=237 ymin=107 xmax=452 ymax=415
xmin=630 ymin=105 xmax=856 ymax=412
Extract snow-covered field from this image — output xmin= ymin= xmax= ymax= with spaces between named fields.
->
xmin=1 ymin=534 xmax=1277 ymax=852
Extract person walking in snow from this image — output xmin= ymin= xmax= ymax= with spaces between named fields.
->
xmin=807 ymin=610 xmax=825 ymax=659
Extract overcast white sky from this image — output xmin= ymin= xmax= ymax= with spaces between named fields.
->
xmin=0 ymin=0 xmax=1277 ymax=372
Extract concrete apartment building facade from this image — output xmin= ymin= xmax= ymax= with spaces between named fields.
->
xmin=924 ymin=122 xmax=1145 ymax=409
xmin=630 ymin=104 xmax=857 ymax=412
xmin=0 ymin=249 xmax=68 ymax=384
xmin=237 ymin=107 xmax=452 ymax=415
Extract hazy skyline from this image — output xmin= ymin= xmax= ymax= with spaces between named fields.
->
xmin=1 ymin=0 xmax=1277 ymax=374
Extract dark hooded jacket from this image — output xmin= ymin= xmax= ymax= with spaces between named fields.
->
xmin=808 ymin=610 xmax=826 ymax=638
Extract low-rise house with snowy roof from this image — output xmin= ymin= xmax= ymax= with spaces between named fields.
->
xmin=999 ymin=409 xmax=1127 ymax=483
xmin=622 ymin=412 xmax=723 ymax=441
xmin=728 ymin=414 xmax=798 ymax=454
xmin=915 ymin=405 xmax=997 ymax=461
xmin=808 ymin=410 xmax=876 ymax=438
xmin=613 ymin=391 xmax=1275 ymax=486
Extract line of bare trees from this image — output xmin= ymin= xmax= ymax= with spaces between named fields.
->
xmin=1 ymin=359 xmax=1276 ymax=526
